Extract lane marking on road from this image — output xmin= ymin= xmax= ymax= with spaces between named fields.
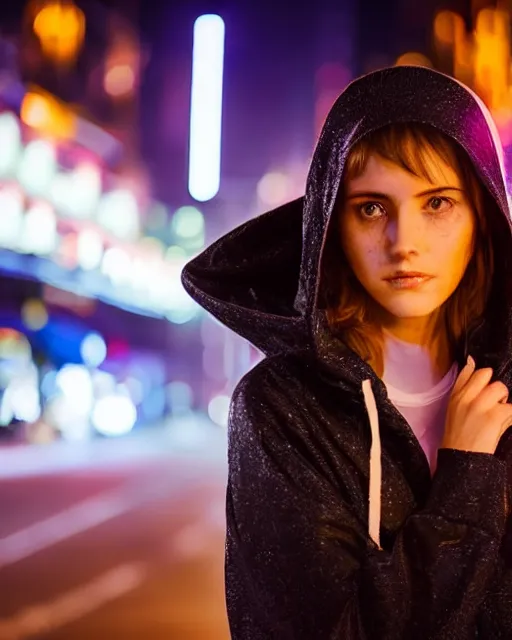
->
xmin=0 ymin=562 xmax=147 ymax=640
xmin=0 ymin=507 xmax=223 ymax=639
xmin=166 ymin=498 xmax=226 ymax=560
xmin=0 ymin=472 xmax=226 ymax=570
xmin=0 ymin=489 xmax=140 ymax=570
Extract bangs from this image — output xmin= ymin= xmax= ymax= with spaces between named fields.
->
xmin=344 ymin=123 xmax=466 ymax=185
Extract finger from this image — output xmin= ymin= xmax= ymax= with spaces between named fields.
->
xmin=457 ymin=367 xmax=493 ymax=405
xmin=452 ymin=356 xmax=476 ymax=395
xmin=497 ymin=405 xmax=512 ymax=435
xmin=475 ymin=381 xmax=509 ymax=412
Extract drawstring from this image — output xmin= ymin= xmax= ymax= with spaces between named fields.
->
xmin=362 ymin=379 xmax=383 ymax=551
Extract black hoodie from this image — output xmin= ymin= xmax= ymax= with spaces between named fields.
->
xmin=182 ymin=66 xmax=512 ymax=639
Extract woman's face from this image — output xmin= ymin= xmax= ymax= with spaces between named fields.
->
xmin=339 ymin=152 xmax=476 ymax=338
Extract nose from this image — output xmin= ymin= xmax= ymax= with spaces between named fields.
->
xmin=385 ymin=209 xmax=422 ymax=259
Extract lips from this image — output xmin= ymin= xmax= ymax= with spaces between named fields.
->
xmin=384 ymin=273 xmax=434 ymax=290
xmin=384 ymin=272 xmax=433 ymax=280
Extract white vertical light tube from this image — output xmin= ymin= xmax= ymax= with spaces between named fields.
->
xmin=188 ymin=14 xmax=225 ymax=202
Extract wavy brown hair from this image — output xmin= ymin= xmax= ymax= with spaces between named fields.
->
xmin=319 ymin=123 xmax=495 ymax=376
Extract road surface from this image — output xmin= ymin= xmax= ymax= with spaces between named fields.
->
xmin=0 ymin=424 xmax=231 ymax=639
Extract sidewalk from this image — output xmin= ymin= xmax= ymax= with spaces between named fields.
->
xmin=0 ymin=415 xmax=227 ymax=479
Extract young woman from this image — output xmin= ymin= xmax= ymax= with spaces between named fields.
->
xmin=182 ymin=65 xmax=512 ymax=638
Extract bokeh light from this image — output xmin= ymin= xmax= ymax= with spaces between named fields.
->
xmin=395 ymin=52 xmax=433 ymax=67
xmin=17 ymin=140 xmax=57 ymax=196
xmin=171 ymin=206 xmax=204 ymax=239
xmin=207 ymin=394 xmax=230 ymax=428
xmin=33 ymin=1 xmax=86 ymax=64
xmin=77 ymin=229 xmax=104 ymax=271
xmin=97 ymin=189 xmax=140 ymax=241
xmin=104 ymin=64 xmax=136 ymax=97
xmin=101 ymin=247 xmax=132 ymax=286
xmin=21 ymin=299 xmax=49 ymax=331
xmin=257 ymin=171 xmax=290 ymax=206
xmin=92 ymin=395 xmax=137 ymax=437
xmin=0 ymin=187 xmax=24 ymax=249
xmin=0 ymin=112 xmax=21 ymax=176
xmin=433 ymin=10 xmax=460 ymax=46
xmin=80 ymin=332 xmax=107 ymax=368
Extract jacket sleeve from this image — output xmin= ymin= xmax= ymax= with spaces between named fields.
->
xmin=476 ymin=530 xmax=512 ymax=636
xmin=476 ymin=428 xmax=512 ymax=635
xmin=225 ymin=371 xmax=508 ymax=640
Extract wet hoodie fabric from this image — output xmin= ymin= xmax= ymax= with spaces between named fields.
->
xmin=181 ymin=66 xmax=512 ymax=639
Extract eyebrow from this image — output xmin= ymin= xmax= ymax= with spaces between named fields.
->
xmin=346 ymin=187 xmax=464 ymax=200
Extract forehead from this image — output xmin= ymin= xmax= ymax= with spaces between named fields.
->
xmin=346 ymin=152 xmax=463 ymax=191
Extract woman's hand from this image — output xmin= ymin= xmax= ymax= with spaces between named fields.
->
xmin=441 ymin=356 xmax=512 ymax=455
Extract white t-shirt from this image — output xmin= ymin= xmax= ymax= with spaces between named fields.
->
xmin=382 ymin=333 xmax=459 ymax=473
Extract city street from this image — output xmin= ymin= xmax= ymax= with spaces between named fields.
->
xmin=0 ymin=424 xmax=230 ymax=639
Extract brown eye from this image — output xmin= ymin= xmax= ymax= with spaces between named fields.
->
xmin=360 ymin=202 xmax=384 ymax=218
xmin=427 ymin=196 xmax=452 ymax=213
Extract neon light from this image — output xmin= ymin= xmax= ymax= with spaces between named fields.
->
xmin=188 ymin=14 xmax=225 ymax=202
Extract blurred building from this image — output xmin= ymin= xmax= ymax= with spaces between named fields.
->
xmin=0 ymin=1 xmax=223 ymax=443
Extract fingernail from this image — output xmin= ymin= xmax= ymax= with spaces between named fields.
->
xmin=467 ymin=355 xmax=475 ymax=368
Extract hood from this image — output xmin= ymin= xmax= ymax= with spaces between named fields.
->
xmin=182 ymin=65 xmax=512 ymax=373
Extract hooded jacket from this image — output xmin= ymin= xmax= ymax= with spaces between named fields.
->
xmin=182 ymin=66 xmax=512 ymax=639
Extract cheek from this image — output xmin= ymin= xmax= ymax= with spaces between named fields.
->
xmin=343 ymin=237 xmax=381 ymax=280
xmin=340 ymin=214 xmax=382 ymax=270
xmin=436 ymin=219 xmax=475 ymax=272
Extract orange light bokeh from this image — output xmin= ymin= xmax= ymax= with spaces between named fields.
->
xmin=104 ymin=64 xmax=136 ymax=98
xmin=21 ymin=90 xmax=76 ymax=139
xmin=33 ymin=1 xmax=86 ymax=65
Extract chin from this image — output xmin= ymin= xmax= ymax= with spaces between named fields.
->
xmin=376 ymin=298 xmax=442 ymax=320
xmin=386 ymin=308 xmax=439 ymax=320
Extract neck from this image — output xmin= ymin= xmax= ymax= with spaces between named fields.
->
xmin=379 ymin=313 xmax=453 ymax=380
xmin=381 ymin=314 xmax=436 ymax=345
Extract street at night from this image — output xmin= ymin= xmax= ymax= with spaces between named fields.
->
xmin=1 ymin=0 xmax=512 ymax=638
xmin=0 ymin=425 xmax=230 ymax=639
